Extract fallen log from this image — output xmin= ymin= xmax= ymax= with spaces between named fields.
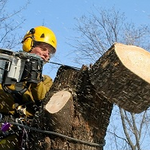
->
xmin=89 ymin=43 xmax=150 ymax=113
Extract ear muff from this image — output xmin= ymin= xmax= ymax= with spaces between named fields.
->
xmin=22 ymin=37 xmax=33 ymax=52
xmin=22 ymin=28 xmax=35 ymax=52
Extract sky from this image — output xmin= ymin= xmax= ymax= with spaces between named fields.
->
xmin=4 ymin=1 xmax=150 ymax=149
xmin=5 ymin=0 xmax=150 ymax=79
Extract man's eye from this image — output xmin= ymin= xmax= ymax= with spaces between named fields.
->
xmin=42 ymin=47 xmax=47 ymax=51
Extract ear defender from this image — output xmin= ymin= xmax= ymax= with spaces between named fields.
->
xmin=22 ymin=28 xmax=35 ymax=52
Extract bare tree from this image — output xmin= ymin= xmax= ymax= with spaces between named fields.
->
xmin=71 ymin=7 xmax=150 ymax=150
xmin=0 ymin=0 xmax=29 ymax=49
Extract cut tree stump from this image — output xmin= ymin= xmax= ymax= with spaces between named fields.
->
xmin=29 ymin=43 xmax=150 ymax=149
xmin=89 ymin=42 xmax=150 ymax=113
xmin=30 ymin=66 xmax=113 ymax=150
xmin=45 ymin=90 xmax=72 ymax=114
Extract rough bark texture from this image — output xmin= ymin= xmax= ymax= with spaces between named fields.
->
xmin=89 ymin=43 xmax=150 ymax=113
xmin=30 ymin=66 xmax=113 ymax=150
xmin=29 ymin=43 xmax=150 ymax=149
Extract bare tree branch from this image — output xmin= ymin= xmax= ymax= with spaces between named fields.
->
xmin=0 ymin=0 xmax=29 ymax=49
xmin=120 ymin=108 xmax=135 ymax=149
xmin=72 ymin=7 xmax=150 ymax=150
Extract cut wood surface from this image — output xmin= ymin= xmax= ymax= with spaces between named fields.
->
xmin=115 ymin=43 xmax=150 ymax=83
xmin=89 ymin=43 xmax=150 ymax=113
xmin=45 ymin=90 xmax=72 ymax=114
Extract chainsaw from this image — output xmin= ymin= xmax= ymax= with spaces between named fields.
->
xmin=0 ymin=48 xmax=44 ymax=94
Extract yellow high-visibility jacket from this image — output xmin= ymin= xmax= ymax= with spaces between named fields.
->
xmin=0 ymin=75 xmax=53 ymax=117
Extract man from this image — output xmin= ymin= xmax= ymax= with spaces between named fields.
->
xmin=21 ymin=26 xmax=57 ymax=116
xmin=0 ymin=26 xmax=57 ymax=116
xmin=0 ymin=26 xmax=57 ymax=149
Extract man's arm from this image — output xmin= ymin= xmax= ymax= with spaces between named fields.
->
xmin=30 ymin=75 xmax=53 ymax=101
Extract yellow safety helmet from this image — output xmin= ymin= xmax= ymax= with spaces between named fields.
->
xmin=22 ymin=26 xmax=57 ymax=52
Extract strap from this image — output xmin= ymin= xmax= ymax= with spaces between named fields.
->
xmin=2 ymin=82 xmax=30 ymax=104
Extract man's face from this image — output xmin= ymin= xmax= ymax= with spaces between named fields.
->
xmin=30 ymin=42 xmax=55 ymax=62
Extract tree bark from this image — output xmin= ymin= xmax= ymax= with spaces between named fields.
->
xmin=89 ymin=42 xmax=150 ymax=113
xmin=29 ymin=43 xmax=150 ymax=149
xmin=30 ymin=66 xmax=113 ymax=150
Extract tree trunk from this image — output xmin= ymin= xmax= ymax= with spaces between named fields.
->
xmin=30 ymin=66 xmax=113 ymax=150
xmin=29 ymin=43 xmax=150 ymax=149
xmin=89 ymin=42 xmax=150 ymax=113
